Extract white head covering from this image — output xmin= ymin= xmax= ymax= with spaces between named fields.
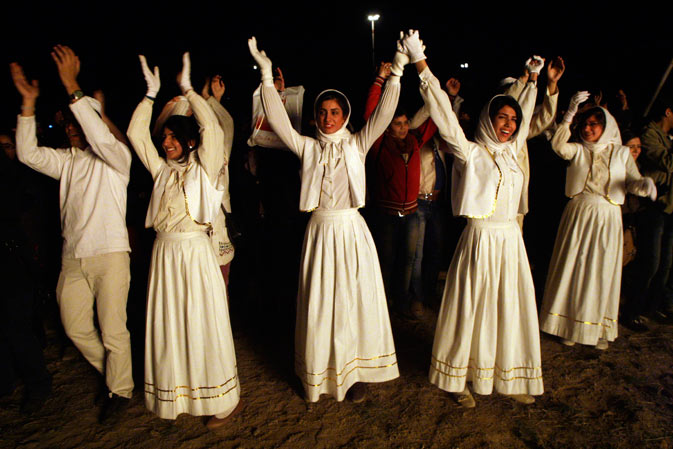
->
xmin=580 ymin=106 xmax=622 ymax=152
xmin=313 ymin=89 xmax=352 ymax=144
xmin=474 ymin=94 xmax=523 ymax=155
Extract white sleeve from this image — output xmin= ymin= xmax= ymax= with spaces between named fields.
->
xmin=418 ymin=67 xmax=473 ymax=163
xmin=187 ymin=90 xmax=225 ymax=183
xmin=127 ymin=98 xmax=166 ymax=179
xmin=355 ymin=75 xmax=401 ymax=155
xmin=207 ymin=96 xmax=234 ymax=162
xmin=260 ymin=83 xmax=307 ymax=157
xmin=15 ymin=115 xmax=68 ymax=180
xmin=70 ymin=97 xmax=131 ymax=178
xmin=550 ymin=122 xmax=581 ymax=161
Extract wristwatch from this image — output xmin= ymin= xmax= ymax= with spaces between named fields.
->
xmin=69 ymin=90 xmax=84 ymax=102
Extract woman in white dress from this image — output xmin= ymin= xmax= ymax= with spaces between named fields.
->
xmin=540 ymin=92 xmax=656 ymax=350
xmin=247 ymin=35 xmax=411 ymax=403
xmin=416 ymin=38 xmax=545 ymax=407
xmin=127 ymin=53 xmax=240 ymax=428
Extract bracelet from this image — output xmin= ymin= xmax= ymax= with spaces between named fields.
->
xmin=145 ymin=95 xmax=156 ymax=101
xmin=21 ymin=104 xmax=35 ymax=111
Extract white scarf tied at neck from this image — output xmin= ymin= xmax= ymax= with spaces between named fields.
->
xmin=474 ymin=95 xmax=521 ymax=171
xmin=313 ymin=89 xmax=355 ymax=165
xmin=580 ymin=106 xmax=622 ymax=153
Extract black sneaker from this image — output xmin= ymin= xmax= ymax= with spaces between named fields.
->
xmin=99 ymin=393 xmax=130 ymax=424
xmin=623 ymin=316 xmax=649 ymax=332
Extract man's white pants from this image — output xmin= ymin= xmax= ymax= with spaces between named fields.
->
xmin=56 ymin=251 xmax=133 ymax=398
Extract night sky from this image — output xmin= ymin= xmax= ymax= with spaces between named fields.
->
xmin=2 ymin=1 xmax=672 ymax=137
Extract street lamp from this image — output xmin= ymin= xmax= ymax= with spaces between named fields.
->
xmin=367 ymin=14 xmax=380 ymax=72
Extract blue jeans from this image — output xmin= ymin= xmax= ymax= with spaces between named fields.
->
xmin=625 ymin=204 xmax=673 ymax=317
xmin=371 ymin=210 xmax=420 ymax=310
xmin=411 ymin=199 xmax=448 ymax=305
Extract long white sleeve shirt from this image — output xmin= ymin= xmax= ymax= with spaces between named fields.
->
xmin=16 ymin=98 xmax=132 ymax=258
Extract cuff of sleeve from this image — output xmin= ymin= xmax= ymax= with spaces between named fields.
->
xmin=417 ymin=66 xmax=433 ymax=82
xmin=387 ymin=75 xmax=401 ymax=85
xmin=262 ymin=79 xmax=274 ymax=87
xmin=18 ymin=114 xmax=36 ymax=121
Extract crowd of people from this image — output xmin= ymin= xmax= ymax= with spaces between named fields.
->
xmin=2 ymin=29 xmax=672 ymax=431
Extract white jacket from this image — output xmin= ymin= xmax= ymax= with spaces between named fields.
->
xmin=259 ymin=79 xmax=400 ymax=212
xmin=418 ymin=67 xmax=536 ymax=218
xmin=551 ymin=114 xmax=652 ymax=205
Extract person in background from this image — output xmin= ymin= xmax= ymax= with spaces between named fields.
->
xmin=624 ymin=100 xmax=673 ymax=324
xmin=365 ymin=61 xmax=437 ymax=318
xmin=540 ymin=92 xmax=656 ymax=350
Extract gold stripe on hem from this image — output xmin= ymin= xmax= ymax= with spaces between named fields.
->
xmin=545 ymin=311 xmax=616 ymax=327
xmin=295 ymin=352 xmax=397 ymax=377
xmin=300 ymin=361 xmax=399 ymax=388
xmin=145 ymin=372 xmax=237 ymax=393
xmin=430 ymin=356 xmax=541 ymax=373
xmin=430 ymin=364 xmax=542 ymax=382
xmin=145 ymin=380 xmax=238 ymax=403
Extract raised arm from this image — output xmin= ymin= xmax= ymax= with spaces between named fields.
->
xmin=249 ymin=37 xmax=306 ymax=157
xmin=126 ymin=55 xmax=165 ymax=179
xmin=550 ymin=91 xmax=591 ymax=160
xmin=49 ymin=45 xmax=132 ymax=177
xmin=512 ymin=56 xmax=543 ymax=149
xmin=205 ymin=75 xmax=234 ymax=161
xmin=176 ymin=53 xmax=225 ymax=182
xmin=529 ymin=57 xmax=564 ymax=138
xmin=355 ymin=32 xmax=414 ymax=153
xmin=418 ymin=65 xmax=472 ymax=162
xmin=364 ymin=62 xmax=391 ymax=121
xmin=93 ymin=90 xmax=130 ymax=146
xmin=10 ymin=62 xmax=67 ymax=179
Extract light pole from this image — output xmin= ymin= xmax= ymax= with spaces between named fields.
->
xmin=367 ymin=14 xmax=380 ymax=72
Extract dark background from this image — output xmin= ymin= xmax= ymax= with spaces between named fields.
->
xmin=2 ymin=1 xmax=672 ymax=135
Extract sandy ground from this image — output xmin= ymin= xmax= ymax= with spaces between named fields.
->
xmin=2 ymin=293 xmax=672 ymax=449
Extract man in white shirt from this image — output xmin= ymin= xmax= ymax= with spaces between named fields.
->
xmin=10 ymin=45 xmax=133 ymax=423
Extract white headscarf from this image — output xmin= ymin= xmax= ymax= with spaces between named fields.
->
xmin=313 ymin=89 xmax=352 ymax=144
xmin=580 ymin=106 xmax=622 ymax=153
xmin=474 ymin=94 xmax=522 ymax=156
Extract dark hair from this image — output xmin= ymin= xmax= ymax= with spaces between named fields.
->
xmin=649 ymin=99 xmax=672 ymax=121
xmin=577 ymin=107 xmax=606 ymax=130
xmin=393 ymin=106 xmax=408 ymax=120
xmin=621 ymin=128 xmax=638 ymax=144
xmin=315 ymin=91 xmax=350 ymax=119
xmin=162 ymin=115 xmax=199 ymax=162
xmin=488 ymin=96 xmax=523 ymax=136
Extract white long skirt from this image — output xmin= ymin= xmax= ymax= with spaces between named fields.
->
xmin=429 ymin=219 xmax=543 ymax=396
xmin=145 ymin=231 xmax=240 ymax=419
xmin=540 ymin=194 xmax=622 ymax=345
xmin=295 ymin=209 xmax=399 ymax=402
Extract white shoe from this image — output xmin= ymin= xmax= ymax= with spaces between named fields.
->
xmin=595 ymin=339 xmax=608 ymax=350
xmin=507 ymin=394 xmax=535 ymax=404
xmin=453 ymin=387 xmax=475 ymax=408
xmin=561 ymin=338 xmax=575 ymax=346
